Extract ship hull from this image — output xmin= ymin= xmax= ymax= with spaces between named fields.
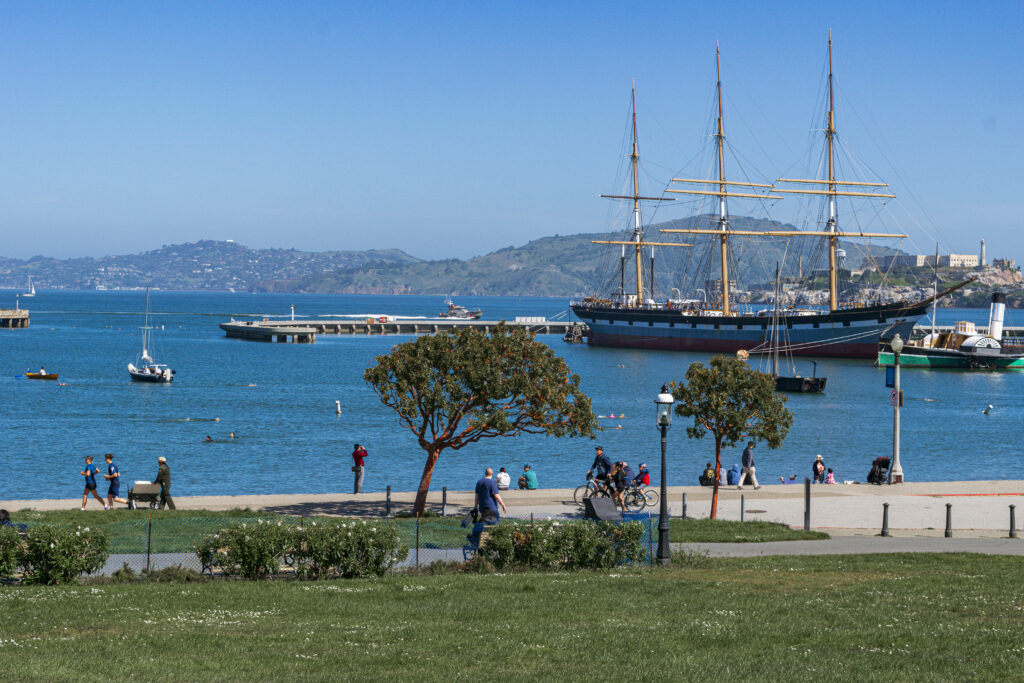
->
xmin=878 ymin=349 xmax=1024 ymax=369
xmin=572 ymin=300 xmax=930 ymax=359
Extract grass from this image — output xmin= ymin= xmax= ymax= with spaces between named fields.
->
xmin=0 ymin=553 xmax=1020 ymax=680
xmin=669 ymin=518 xmax=829 ymax=543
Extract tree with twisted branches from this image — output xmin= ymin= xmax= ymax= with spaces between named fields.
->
xmin=364 ymin=323 xmax=598 ymax=514
xmin=672 ymin=355 xmax=793 ymax=518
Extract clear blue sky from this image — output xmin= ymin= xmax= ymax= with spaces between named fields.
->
xmin=0 ymin=1 xmax=1020 ymax=261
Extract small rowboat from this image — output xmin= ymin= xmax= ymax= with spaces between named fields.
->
xmin=25 ymin=372 xmax=58 ymax=380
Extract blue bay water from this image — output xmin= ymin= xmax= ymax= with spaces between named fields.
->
xmin=2 ymin=290 xmax=1023 ymax=501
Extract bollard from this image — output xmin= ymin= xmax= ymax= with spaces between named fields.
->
xmin=881 ymin=503 xmax=890 ymax=537
xmin=386 ymin=485 xmax=391 ymax=518
xmin=740 ymin=494 xmax=746 ymax=523
xmin=682 ymin=492 xmax=687 ymax=520
xmin=415 ymin=512 xmax=420 ymax=567
xmin=804 ymin=478 xmax=811 ymax=531
xmin=442 ymin=487 xmax=447 ymax=518
xmin=1011 ymin=505 xmax=1018 ymax=539
xmin=944 ymin=503 xmax=953 ymax=538
xmin=146 ymin=512 xmax=153 ymax=573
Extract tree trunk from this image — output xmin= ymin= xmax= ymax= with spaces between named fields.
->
xmin=710 ymin=435 xmax=723 ymax=519
xmin=413 ymin=447 xmax=442 ymax=515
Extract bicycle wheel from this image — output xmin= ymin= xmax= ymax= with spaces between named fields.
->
xmin=643 ymin=489 xmax=659 ymax=506
xmin=573 ymin=483 xmax=594 ymax=505
xmin=624 ymin=490 xmax=645 ymax=513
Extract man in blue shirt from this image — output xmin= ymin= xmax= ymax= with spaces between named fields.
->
xmin=79 ymin=455 xmax=107 ymax=510
xmin=104 ymin=453 xmax=128 ymax=508
xmin=737 ymin=441 xmax=761 ymax=490
xmin=587 ymin=446 xmax=613 ymax=492
xmin=474 ymin=468 xmax=507 ymax=524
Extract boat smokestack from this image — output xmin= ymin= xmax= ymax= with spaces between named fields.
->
xmin=988 ymin=292 xmax=1006 ymax=341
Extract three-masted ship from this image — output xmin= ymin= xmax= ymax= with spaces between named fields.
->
xmin=572 ymin=37 xmax=970 ymax=358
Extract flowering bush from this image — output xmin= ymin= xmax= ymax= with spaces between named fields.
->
xmin=480 ymin=520 xmax=646 ymax=571
xmin=20 ymin=525 xmax=109 ymax=584
xmin=293 ymin=520 xmax=408 ymax=579
xmin=0 ymin=526 xmax=24 ymax=578
xmin=195 ymin=520 xmax=293 ymax=580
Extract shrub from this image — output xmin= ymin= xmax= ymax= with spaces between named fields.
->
xmin=294 ymin=520 xmax=408 ymax=579
xmin=20 ymin=525 xmax=109 ymax=585
xmin=0 ymin=526 xmax=24 ymax=578
xmin=195 ymin=520 xmax=293 ymax=580
xmin=479 ymin=520 xmax=646 ymax=571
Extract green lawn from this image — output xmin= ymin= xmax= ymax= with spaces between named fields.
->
xmin=0 ymin=554 xmax=1020 ymax=680
xmin=670 ymin=518 xmax=829 ymax=543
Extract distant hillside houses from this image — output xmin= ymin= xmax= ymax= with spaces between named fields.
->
xmin=872 ymin=253 xmax=979 ymax=270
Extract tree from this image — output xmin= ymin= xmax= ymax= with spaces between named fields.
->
xmin=671 ymin=355 xmax=793 ymax=519
xmin=364 ymin=323 xmax=598 ymax=514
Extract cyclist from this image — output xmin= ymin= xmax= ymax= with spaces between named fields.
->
xmin=587 ymin=445 xmax=613 ymax=495
xmin=610 ymin=462 xmax=629 ymax=512
xmin=634 ymin=463 xmax=650 ymax=487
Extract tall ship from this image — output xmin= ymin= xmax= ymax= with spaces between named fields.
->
xmin=571 ymin=38 xmax=970 ymax=358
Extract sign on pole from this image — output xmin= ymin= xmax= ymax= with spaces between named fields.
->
xmin=889 ymin=389 xmax=899 ymax=406
xmin=885 ymin=366 xmax=895 ymax=388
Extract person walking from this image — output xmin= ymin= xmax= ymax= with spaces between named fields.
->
xmin=737 ymin=441 xmax=761 ymax=490
xmin=155 ymin=456 xmax=175 ymax=510
xmin=80 ymin=455 xmax=107 ymax=510
xmin=474 ymin=467 xmax=507 ymax=524
xmin=103 ymin=453 xmax=128 ymax=508
xmin=812 ymin=455 xmax=826 ymax=484
xmin=351 ymin=443 xmax=367 ymax=493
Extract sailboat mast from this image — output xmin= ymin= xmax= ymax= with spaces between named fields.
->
xmin=630 ymin=83 xmax=644 ymax=304
xmin=826 ymin=30 xmax=839 ymax=311
xmin=715 ymin=44 xmax=731 ymax=316
xmin=930 ymin=243 xmax=939 ymax=338
xmin=772 ymin=263 xmax=781 ymax=377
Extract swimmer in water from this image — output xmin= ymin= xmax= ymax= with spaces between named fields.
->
xmin=205 ymin=435 xmax=212 ymax=442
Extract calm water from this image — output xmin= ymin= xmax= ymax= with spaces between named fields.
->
xmin=2 ymin=290 xmax=1023 ymax=500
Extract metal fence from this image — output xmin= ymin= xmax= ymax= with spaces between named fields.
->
xmin=3 ymin=511 xmax=654 ymax=581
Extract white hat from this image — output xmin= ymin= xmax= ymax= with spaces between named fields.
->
xmin=158 ymin=456 xmax=167 ymax=463
xmin=815 ymin=454 xmax=823 ymax=461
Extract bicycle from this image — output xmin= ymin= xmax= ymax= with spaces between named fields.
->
xmin=573 ymin=474 xmax=611 ymax=505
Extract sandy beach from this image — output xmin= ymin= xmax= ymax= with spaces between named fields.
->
xmin=7 ymin=479 xmax=1024 ymax=536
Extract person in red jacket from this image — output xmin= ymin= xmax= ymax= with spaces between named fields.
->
xmin=634 ymin=463 xmax=651 ymax=487
xmin=351 ymin=444 xmax=368 ymax=493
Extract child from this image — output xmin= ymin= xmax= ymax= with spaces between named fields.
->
xmin=80 ymin=455 xmax=108 ymax=510
xmin=825 ymin=468 xmax=835 ymax=484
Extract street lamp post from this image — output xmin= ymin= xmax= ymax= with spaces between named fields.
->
xmin=889 ymin=334 xmax=904 ymax=484
xmin=655 ymin=385 xmax=675 ymax=564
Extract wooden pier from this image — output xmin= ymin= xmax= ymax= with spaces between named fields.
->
xmin=219 ymin=318 xmax=585 ymax=343
xmin=0 ymin=308 xmax=30 ymax=329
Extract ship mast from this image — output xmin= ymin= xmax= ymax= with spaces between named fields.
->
xmin=664 ymin=36 xmax=906 ymax=312
xmin=664 ymin=44 xmax=782 ymax=315
xmin=594 ymin=82 xmax=690 ymax=306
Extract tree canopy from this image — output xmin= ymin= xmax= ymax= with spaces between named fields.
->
xmin=364 ymin=323 xmax=598 ymax=513
xmin=671 ymin=355 xmax=793 ymax=518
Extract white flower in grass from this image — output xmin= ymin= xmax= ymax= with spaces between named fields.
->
xmin=49 ymin=543 xmax=55 ymax=549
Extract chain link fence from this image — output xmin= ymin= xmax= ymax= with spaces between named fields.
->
xmin=3 ymin=511 xmax=655 ymax=581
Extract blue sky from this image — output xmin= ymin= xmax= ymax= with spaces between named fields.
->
xmin=0 ymin=1 xmax=1020 ymax=261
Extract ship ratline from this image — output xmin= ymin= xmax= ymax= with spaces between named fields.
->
xmin=571 ymin=35 xmax=971 ymax=359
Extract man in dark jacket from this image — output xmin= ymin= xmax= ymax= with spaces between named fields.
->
xmin=587 ymin=446 xmax=613 ymax=493
xmin=737 ymin=441 xmax=761 ymax=490
xmin=155 ymin=456 xmax=175 ymax=510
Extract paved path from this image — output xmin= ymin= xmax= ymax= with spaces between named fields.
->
xmin=680 ymin=536 xmax=1024 ymax=557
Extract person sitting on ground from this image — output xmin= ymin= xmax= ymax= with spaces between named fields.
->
xmin=633 ymin=463 xmax=650 ymax=488
xmin=495 ymin=467 xmax=511 ymax=490
xmin=825 ymin=468 xmax=835 ymax=484
xmin=812 ymin=455 xmax=826 ymax=483
xmin=726 ymin=463 xmax=742 ymax=486
xmin=699 ymin=462 xmax=716 ymax=487
xmin=518 ymin=464 xmax=538 ymax=490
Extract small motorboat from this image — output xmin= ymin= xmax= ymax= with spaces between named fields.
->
xmin=25 ymin=371 xmax=58 ymax=380
xmin=438 ymin=296 xmax=483 ymax=319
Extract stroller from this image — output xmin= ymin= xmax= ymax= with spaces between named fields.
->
xmin=867 ymin=457 xmax=891 ymax=485
xmin=127 ymin=481 xmax=161 ymax=509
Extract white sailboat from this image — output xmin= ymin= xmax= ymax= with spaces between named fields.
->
xmin=24 ymin=277 xmax=35 ymax=297
xmin=127 ymin=287 xmax=175 ymax=383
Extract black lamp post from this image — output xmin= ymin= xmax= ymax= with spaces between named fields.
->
xmin=655 ymin=384 xmax=675 ymax=564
